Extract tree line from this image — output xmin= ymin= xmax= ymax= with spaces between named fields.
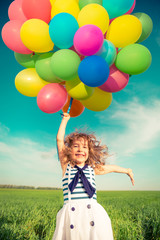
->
xmin=0 ymin=184 xmax=62 ymax=190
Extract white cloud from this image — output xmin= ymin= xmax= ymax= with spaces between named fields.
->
xmin=0 ymin=123 xmax=10 ymax=137
xmin=0 ymin=124 xmax=61 ymax=186
xmin=0 ymin=138 xmax=58 ymax=173
xmin=97 ymin=98 xmax=160 ymax=159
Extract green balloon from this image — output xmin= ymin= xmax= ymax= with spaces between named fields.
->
xmin=133 ymin=13 xmax=153 ymax=43
xmin=50 ymin=49 xmax=81 ymax=81
xmin=115 ymin=44 xmax=152 ymax=75
xmin=35 ymin=52 xmax=61 ymax=83
xmin=79 ymin=0 xmax=102 ymax=10
xmin=14 ymin=52 xmax=40 ymax=68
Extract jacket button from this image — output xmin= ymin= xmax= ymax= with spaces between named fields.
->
xmin=90 ymin=221 xmax=94 ymax=226
xmin=70 ymin=224 xmax=74 ymax=229
xmin=71 ymin=207 xmax=75 ymax=211
xmin=87 ymin=204 xmax=91 ymax=209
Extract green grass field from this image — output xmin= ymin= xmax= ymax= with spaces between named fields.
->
xmin=0 ymin=189 xmax=160 ymax=240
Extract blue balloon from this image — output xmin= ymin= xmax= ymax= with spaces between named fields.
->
xmin=49 ymin=13 xmax=79 ymax=49
xmin=96 ymin=40 xmax=117 ymax=66
xmin=103 ymin=0 xmax=134 ymax=19
xmin=78 ymin=56 xmax=110 ymax=87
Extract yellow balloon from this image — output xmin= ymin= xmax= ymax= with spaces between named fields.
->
xmin=50 ymin=0 xmax=56 ymax=7
xmin=81 ymin=87 xmax=112 ymax=111
xmin=65 ymin=76 xmax=94 ymax=100
xmin=15 ymin=68 xmax=49 ymax=97
xmin=106 ymin=15 xmax=142 ymax=48
xmin=20 ymin=19 xmax=54 ymax=53
xmin=51 ymin=0 xmax=80 ymax=19
xmin=78 ymin=4 xmax=109 ymax=34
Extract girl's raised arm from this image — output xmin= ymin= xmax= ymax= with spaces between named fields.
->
xmin=56 ymin=113 xmax=70 ymax=174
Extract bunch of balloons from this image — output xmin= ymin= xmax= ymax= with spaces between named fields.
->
xmin=1 ymin=0 xmax=153 ymax=117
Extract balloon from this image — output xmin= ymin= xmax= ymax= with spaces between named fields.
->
xmin=106 ymin=15 xmax=142 ymax=48
xmin=115 ymin=44 xmax=152 ymax=75
xmin=35 ymin=53 xmax=62 ymax=83
xmin=78 ymin=4 xmax=109 ymax=34
xmin=8 ymin=0 xmax=27 ymax=22
xmin=133 ymin=13 xmax=153 ymax=43
xmin=50 ymin=0 xmax=56 ymax=6
xmin=103 ymin=0 xmax=134 ymax=19
xmin=81 ymin=87 xmax=112 ymax=111
xmin=22 ymin=0 xmax=51 ymax=24
xmin=51 ymin=0 xmax=80 ymax=20
xmin=95 ymin=40 xmax=117 ymax=66
xmin=49 ymin=13 xmax=79 ymax=49
xmin=73 ymin=25 xmax=104 ymax=56
xmin=99 ymin=64 xmax=129 ymax=92
xmin=37 ymin=83 xmax=68 ymax=113
xmin=1 ymin=20 xmax=32 ymax=54
xmin=65 ymin=76 xmax=94 ymax=100
xmin=20 ymin=19 xmax=54 ymax=53
xmin=15 ymin=68 xmax=49 ymax=97
xmin=14 ymin=52 xmax=40 ymax=68
xmin=125 ymin=0 xmax=136 ymax=14
xmin=50 ymin=49 xmax=81 ymax=81
xmin=78 ymin=55 xmax=110 ymax=87
xmin=69 ymin=45 xmax=85 ymax=60
xmin=79 ymin=0 xmax=102 ymax=10
xmin=62 ymin=96 xmax=85 ymax=117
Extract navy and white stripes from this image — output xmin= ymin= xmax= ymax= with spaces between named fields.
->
xmin=62 ymin=164 xmax=97 ymax=203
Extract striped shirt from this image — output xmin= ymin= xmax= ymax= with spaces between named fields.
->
xmin=62 ymin=164 xmax=97 ymax=204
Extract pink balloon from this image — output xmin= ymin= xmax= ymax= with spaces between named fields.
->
xmin=37 ymin=83 xmax=68 ymax=113
xmin=99 ymin=64 xmax=129 ymax=93
xmin=1 ymin=20 xmax=32 ymax=54
xmin=74 ymin=25 xmax=104 ymax=56
xmin=22 ymin=0 xmax=51 ymax=24
xmin=8 ymin=0 xmax=27 ymax=22
xmin=125 ymin=0 xmax=136 ymax=14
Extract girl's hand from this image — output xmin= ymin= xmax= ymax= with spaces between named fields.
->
xmin=61 ymin=112 xmax=70 ymax=121
xmin=127 ymin=168 xmax=135 ymax=186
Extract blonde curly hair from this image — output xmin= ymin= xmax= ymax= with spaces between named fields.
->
xmin=63 ymin=131 xmax=109 ymax=169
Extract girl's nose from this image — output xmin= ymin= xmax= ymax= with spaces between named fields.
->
xmin=78 ymin=146 xmax=83 ymax=151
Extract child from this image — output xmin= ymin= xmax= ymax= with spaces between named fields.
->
xmin=52 ymin=113 xmax=134 ymax=240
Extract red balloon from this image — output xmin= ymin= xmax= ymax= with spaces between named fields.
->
xmin=62 ymin=96 xmax=85 ymax=117
xmin=99 ymin=64 xmax=129 ymax=93
xmin=8 ymin=0 xmax=27 ymax=22
xmin=1 ymin=20 xmax=32 ymax=54
xmin=22 ymin=0 xmax=51 ymax=24
xmin=37 ymin=83 xmax=68 ymax=113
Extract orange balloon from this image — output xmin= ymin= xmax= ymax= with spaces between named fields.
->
xmin=62 ymin=96 xmax=85 ymax=117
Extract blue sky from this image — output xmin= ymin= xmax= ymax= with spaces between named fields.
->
xmin=0 ymin=0 xmax=160 ymax=190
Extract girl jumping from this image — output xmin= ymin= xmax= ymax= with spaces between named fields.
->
xmin=52 ymin=113 xmax=134 ymax=240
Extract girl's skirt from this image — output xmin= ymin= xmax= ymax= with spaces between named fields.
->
xmin=52 ymin=199 xmax=114 ymax=240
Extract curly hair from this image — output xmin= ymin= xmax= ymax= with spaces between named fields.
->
xmin=63 ymin=131 xmax=109 ymax=169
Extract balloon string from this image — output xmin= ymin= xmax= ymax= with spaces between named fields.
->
xmin=67 ymin=97 xmax=73 ymax=114
xmin=60 ymin=97 xmax=73 ymax=118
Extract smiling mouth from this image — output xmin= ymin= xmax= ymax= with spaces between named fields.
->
xmin=75 ymin=154 xmax=85 ymax=157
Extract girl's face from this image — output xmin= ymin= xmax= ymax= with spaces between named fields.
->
xmin=71 ymin=137 xmax=89 ymax=166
